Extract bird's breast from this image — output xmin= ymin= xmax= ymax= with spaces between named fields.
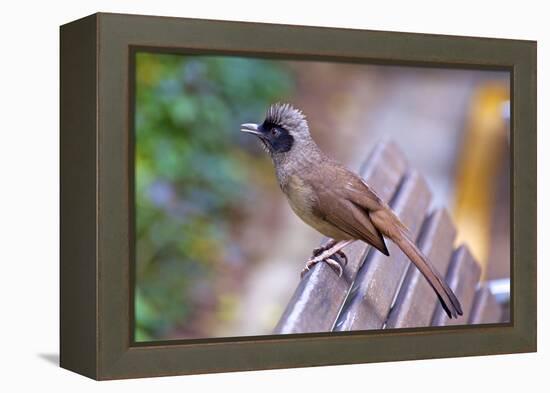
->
xmin=283 ymin=175 xmax=316 ymax=219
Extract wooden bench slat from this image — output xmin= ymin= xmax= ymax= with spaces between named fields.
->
xmin=469 ymin=283 xmax=502 ymax=324
xmin=385 ymin=209 xmax=457 ymax=328
xmin=431 ymin=245 xmax=481 ymax=326
xmin=273 ymin=141 xmax=407 ymax=334
xmin=333 ymin=171 xmax=432 ymax=331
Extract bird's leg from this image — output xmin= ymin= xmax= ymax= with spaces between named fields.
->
xmin=311 ymin=240 xmax=348 ymax=266
xmin=301 ymin=239 xmax=355 ymax=278
xmin=309 ymin=239 xmax=354 ymax=265
xmin=311 ymin=239 xmax=337 ymax=258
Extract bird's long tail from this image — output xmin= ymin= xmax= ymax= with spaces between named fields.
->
xmin=390 ymin=230 xmax=463 ymax=319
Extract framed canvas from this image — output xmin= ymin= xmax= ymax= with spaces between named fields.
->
xmin=60 ymin=12 xmax=536 ymax=380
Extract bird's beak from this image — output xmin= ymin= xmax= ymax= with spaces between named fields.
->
xmin=240 ymin=123 xmax=261 ymax=136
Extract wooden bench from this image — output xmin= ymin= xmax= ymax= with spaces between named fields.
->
xmin=274 ymin=140 xmax=505 ymax=334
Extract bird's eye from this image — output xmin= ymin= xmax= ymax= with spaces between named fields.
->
xmin=271 ymin=128 xmax=279 ymax=136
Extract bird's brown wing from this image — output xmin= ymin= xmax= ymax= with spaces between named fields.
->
xmin=310 ymin=164 xmax=389 ymax=255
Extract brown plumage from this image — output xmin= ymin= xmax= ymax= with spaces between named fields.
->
xmin=241 ymin=103 xmax=462 ymax=319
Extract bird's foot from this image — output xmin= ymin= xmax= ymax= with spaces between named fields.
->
xmin=301 ymin=250 xmax=348 ymax=278
xmin=311 ymin=241 xmax=348 ymax=266
xmin=301 ymin=239 xmax=354 ymax=279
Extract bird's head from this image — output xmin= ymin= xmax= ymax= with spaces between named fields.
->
xmin=240 ymin=103 xmax=310 ymax=155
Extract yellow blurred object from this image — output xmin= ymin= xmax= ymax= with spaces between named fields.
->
xmin=453 ymin=84 xmax=509 ymax=280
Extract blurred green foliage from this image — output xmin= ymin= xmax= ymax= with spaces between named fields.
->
xmin=134 ymin=52 xmax=294 ymax=341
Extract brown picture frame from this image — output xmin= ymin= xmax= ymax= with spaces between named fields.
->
xmin=60 ymin=12 xmax=537 ymax=380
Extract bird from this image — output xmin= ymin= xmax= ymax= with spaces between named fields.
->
xmin=240 ymin=103 xmax=463 ymax=319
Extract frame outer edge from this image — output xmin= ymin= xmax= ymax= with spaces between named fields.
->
xmin=83 ymin=13 xmax=536 ymax=379
xmin=60 ymin=13 xmax=99 ymax=379
xmin=514 ymin=41 xmax=537 ymax=351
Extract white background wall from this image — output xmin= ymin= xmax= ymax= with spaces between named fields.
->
xmin=0 ymin=1 xmax=546 ymax=391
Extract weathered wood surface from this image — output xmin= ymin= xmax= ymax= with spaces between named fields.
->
xmin=385 ymin=209 xmax=456 ymax=328
xmin=431 ymin=245 xmax=481 ymax=326
xmin=274 ymin=141 xmax=407 ymax=334
xmin=469 ymin=283 xmax=502 ymax=324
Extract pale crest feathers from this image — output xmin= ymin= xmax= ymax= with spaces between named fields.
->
xmin=266 ymin=103 xmax=309 ymax=135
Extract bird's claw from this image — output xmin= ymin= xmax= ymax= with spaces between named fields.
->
xmin=335 ymin=250 xmax=348 ymax=266
xmin=325 ymin=257 xmax=344 ymax=277
xmin=301 ymin=253 xmax=347 ymax=279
